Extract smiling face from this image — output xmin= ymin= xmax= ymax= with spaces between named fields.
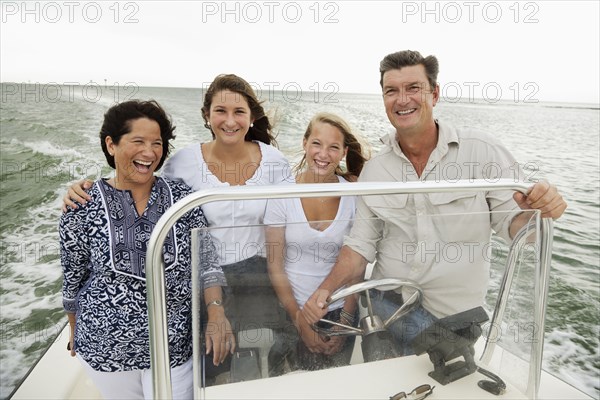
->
xmin=303 ymin=121 xmax=347 ymax=181
xmin=382 ymin=64 xmax=439 ymax=138
xmin=105 ymin=117 xmax=163 ymax=189
xmin=206 ymin=90 xmax=254 ymax=145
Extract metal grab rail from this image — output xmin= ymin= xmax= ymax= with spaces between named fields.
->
xmin=145 ymin=179 xmax=552 ymax=399
xmin=479 ymin=217 xmax=552 ymax=399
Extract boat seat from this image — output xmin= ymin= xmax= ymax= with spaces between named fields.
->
xmin=235 ymin=328 xmax=274 ymax=379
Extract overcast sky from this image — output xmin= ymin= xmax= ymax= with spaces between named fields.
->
xmin=1 ymin=1 xmax=599 ymax=104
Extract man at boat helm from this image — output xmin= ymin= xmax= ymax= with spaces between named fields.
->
xmin=302 ymin=50 xmax=567 ymax=356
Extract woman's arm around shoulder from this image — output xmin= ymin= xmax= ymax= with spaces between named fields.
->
xmin=62 ymin=179 xmax=94 ymax=212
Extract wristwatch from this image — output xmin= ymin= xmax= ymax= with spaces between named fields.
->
xmin=206 ymin=299 xmax=223 ymax=307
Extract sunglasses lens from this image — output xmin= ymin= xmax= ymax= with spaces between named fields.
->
xmin=414 ymin=384 xmax=431 ymax=394
xmin=391 ymin=384 xmax=434 ymax=400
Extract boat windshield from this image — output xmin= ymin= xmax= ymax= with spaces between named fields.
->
xmin=184 ymin=203 xmax=543 ymax=399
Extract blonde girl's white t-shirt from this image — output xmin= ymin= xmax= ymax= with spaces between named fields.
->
xmin=264 ymin=176 xmax=355 ymax=311
xmin=162 ymin=141 xmax=292 ymax=266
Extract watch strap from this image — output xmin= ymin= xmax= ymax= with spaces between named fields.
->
xmin=206 ymin=299 xmax=223 ymax=307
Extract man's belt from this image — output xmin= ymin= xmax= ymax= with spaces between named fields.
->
xmin=368 ymin=289 xmax=404 ymax=305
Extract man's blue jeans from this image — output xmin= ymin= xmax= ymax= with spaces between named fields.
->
xmin=369 ymin=289 xmax=438 ymax=356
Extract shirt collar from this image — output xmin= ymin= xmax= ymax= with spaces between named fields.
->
xmin=379 ymin=120 xmax=459 ymax=158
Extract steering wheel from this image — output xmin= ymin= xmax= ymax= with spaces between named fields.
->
xmin=312 ymin=278 xmax=423 ymax=361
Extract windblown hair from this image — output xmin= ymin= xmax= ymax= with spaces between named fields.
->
xmin=379 ymin=50 xmax=439 ymax=90
xmin=99 ymin=99 xmax=175 ymax=170
xmin=295 ymin=112 xmax=369 ymax=180
xmin=201 ymin=74 xmax=277 ymax=146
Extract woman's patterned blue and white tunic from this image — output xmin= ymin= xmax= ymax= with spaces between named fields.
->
xmin=60 ymin=177 xmax=225 ymax=372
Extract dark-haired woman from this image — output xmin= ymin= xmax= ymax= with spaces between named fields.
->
xmin=60 ymin=100 xmax=232 ymax=399
xmin=160 ymin=75 xmax=291 ymax=376
xmin=62 ymin=75 xmax=293 ymax=377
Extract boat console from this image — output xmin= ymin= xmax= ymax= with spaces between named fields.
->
xmin=139 ymin=180 xmax=588 ymax=399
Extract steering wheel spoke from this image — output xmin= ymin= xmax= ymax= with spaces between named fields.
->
xmin=311 ymin=278 xmax=423 ymax=339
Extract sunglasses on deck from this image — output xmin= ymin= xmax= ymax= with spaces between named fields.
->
xmin=389 ymin=384 xmax=435 ymax=400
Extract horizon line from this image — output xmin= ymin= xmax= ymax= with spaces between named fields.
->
xmin=1 ymin=81 xmax=598 ymax=108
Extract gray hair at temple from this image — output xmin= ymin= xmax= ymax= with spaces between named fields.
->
xmin=379 ymin=50 xmax=439 ymax=90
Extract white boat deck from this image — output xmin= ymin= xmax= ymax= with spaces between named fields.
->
xmin=11 ymin=323 xmax=592 ymax=400
xmin=203 ymin=339 xmax=591 ymax=400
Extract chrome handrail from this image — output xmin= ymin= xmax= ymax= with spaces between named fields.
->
xmin=480 ymin=223 xmax=538 ymax=337
xmin=145 ymin=179 xmax=552 ymax=399
xmin=480 ymin=219 xmax=537 ymax=365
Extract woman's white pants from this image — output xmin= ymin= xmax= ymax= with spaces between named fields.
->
xmin=78 ymin=355 xmax=193 ymax=400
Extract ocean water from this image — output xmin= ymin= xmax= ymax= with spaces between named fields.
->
xmin=0 ymin=84 xmax=598 ymax=399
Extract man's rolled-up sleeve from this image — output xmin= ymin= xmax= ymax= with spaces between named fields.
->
xmin=343 ymin=195 xmax=383 ymax=263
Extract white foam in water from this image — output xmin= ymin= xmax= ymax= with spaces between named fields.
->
xmin=544 ymin=328 xmax=600 ymax=397
xmin=19 ymin=139 xmax=86 ymax=159
xmin=0 ymin=192 xmax=65 ymax=398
